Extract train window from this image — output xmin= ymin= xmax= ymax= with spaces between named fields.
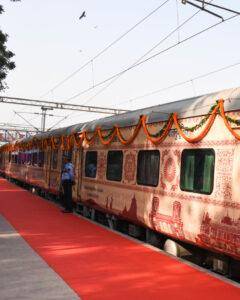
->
xmin=51 ymin=150 xmax=58 ymax=169
xmin=137 ymin=150 xmax=160 ymax=187
xmin=11 ymin=153 xmax=18 ymax=164
xmin=32 ymin=152 xmax=38 ymax=166
xmin=38 ymin=151 xmax=45 ymax=167
xmin=85 ymin=151 xmax=97 ymax=178
xmin=18 ymin=152 xmax=23 ymax=164
xmin=180 ymin=149 xmax=215 ymax=195
xmin=27 ymin=153 xmax=32 ymax=164
xmin=106 ymin=151 xmax=123 ymax=182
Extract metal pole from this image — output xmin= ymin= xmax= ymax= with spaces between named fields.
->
xmin=41 ymin=107 xmax=47 ymax=132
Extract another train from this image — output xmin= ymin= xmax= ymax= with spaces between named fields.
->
xmin=1 ymin=87 xmax=240 ymax=278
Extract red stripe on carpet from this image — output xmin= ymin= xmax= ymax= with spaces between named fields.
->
xmin=0 ymin=178 xmax=239 ymax=300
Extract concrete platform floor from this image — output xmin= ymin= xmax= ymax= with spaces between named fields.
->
xmin=0 ymin=215 xmax=79 ymax=300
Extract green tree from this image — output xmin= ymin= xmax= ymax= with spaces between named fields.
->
xmin=0 ymin=4 xmax=16 ymax=91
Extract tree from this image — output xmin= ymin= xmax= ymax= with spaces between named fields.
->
xmin=0 ymin=4 xmax=16 ymax=91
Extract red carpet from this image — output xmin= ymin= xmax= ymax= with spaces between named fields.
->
xmin=0 ymin=178 xmax=239 ymax=299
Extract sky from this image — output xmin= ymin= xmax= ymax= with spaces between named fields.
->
xmin=0 ymin=0 xmax=240 ymax=131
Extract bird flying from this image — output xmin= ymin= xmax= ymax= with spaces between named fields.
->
xmin=79 ymin=11 xmax=86 ymax=20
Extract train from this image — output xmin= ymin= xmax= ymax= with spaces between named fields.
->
xmin=1 ymin=87 xmax=240 ymax=278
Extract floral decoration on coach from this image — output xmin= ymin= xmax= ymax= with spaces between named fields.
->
xmin=123 ymin=151 xmax=136 ymax=183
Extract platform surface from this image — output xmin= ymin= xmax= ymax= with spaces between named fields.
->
xmin=0 ymin=215 xmax=79 ymax=300
xmin=0 ymin=178 xmax=240 ymax=300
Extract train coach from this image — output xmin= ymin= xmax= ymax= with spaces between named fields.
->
xmin=1 ymin=87 xmax=240 ymax=278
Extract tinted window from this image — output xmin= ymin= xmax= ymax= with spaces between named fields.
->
xmin=85 ymin=151 xmax=97 ymax=178
xmin=137 ymin=150 xmax=160 ymax=187
xmin=27 ymin=153 xmax=32 ymax=164
xmin=32 ymin=152 xmax=38 ymax=166
xmin=38 ymin=151 xmax=45 ymax=167
xmin=180 ymin=149 xmax=215 ymax=195
xmin=106 ymin=151 xmax=123 ymax=182
xmin=11 ymin=154 xmax=17 ymax=164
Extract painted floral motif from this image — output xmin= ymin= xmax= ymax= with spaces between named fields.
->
xmin=164 ymin=157 xmax=176 ymax=182
xmin=124 ymin=151 xmax=136 ymax=183
xmin=160 ymin=150 xmax=180 ymax=191
xmin=98 ymin=152 xmax=106 ymax=180
xmin=214 ymin=149 xmax=234 ymax=201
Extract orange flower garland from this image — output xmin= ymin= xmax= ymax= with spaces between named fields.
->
xmin=2 ymin=99 xmax=240 ymax=153
xmin=219 ymin=99 xmax=240 ymax=141
xmin=173 ymin=102 xmax=220 ymax=143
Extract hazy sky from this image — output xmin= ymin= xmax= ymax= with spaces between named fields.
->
xmin=0 ymin=0 xmax=240 ymax=130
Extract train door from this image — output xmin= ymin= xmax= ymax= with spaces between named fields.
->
xmin=61 ymin=149 xmax=79 ymax=200
xmin=44 ymin=149 xmax=51 ymax=189
xmin=49 ymin=149 xmax=61 ymax=193
xmin=71 ymin=149 xmax=78 ymax=201
xmin=76 ymin=148 xmax=83 ymax=201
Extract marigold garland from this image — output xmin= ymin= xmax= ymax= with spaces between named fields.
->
xmin=142 ymin=114 xmax=174 ymax=144
xmin=178 ymin=103 xmax=218 ymax=132
xmin=2 ymin=99 xmax=240 ymax=153
xmin=116 ymin=116 xmax=143 ymax=145
xmin=173 ymin=102 xmax=220 ymax=143
xmin=97 ymin=127 xmax=117 ymax=145
xmin=219 ymin=99 xmax=240 ymax=141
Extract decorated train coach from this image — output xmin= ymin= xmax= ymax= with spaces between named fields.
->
xmin=1 ymin=87 xmax=240 ymax=277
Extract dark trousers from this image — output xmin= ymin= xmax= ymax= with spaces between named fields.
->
xmin=62 ymin=180 xmax=73 ymax=211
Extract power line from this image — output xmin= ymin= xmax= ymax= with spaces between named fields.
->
xmin=39 ymin=0 xmax=171 ymax=98
xmin=118 ymin=61 xmax=240 ymax=105
xmin=66 ymin=0 xmax=216 ymax=106
xmin=50 ymin=2 xmax=218 ymax=128
xmin=43 ymin=1 xmax=213 ymax=129
xmin=66 ymin=13 xmax=239 ymax=102
xmin=67 ymin=9 xmax=202 ymax=104
xmin=49 ymin=2 xmax=239 ymax=129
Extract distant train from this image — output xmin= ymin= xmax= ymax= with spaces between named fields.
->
xmin=1 ymin=87 xmax=240 ymax=279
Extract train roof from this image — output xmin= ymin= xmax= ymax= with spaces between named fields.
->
xmin=14 ymin=86 xmax=240 ymax=143
xmin=82 ymin=86 xmax=240 ymax=132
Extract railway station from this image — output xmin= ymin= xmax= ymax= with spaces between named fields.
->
xmin=1 ymin=1 xmax=240 ymax=299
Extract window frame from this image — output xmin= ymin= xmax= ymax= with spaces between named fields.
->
xmin=180 ymin=148 xmax=215 ymax=195
xmin=38 ymin=151 xmax=45 ymax=167
xmin=106 ymin=150 xmax=123 ymax=182
xmin=137 ymin=150 xmax=160 ymax=187
xmin=84 ymin=151 xmax=98 ymax=178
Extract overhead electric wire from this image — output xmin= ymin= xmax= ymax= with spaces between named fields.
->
xmin=39 ymin=0 xmax=171 ymax=99
xmin=48 ymin=59 xmax=240 ymax=130
xmin=50 ymin=2 xmax=239 ymax=129
xmin=67 ymin=9 xmax=202 ymax=104
xmin=66 ymin=13 xmax=239 ymax=103
xmin=118 ymin=61 xmax=240 ymax=105
xmin=50 ymin=1 xmax=219 ymax=128
xmin=66 ymin=0 xmax=215 ymax=105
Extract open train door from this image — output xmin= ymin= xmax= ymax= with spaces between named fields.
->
xmin=65 ymin=148 xmax=82 ymax=203
xmin=48 ymin=149 xmax=61 ymax=194
xmin=44 ymin=149 xmax=51 ymax=190
xmin=61 ymin=148 xmax=82 ymax=203
xmin=75 ymin=148 xmax=83 ymax=202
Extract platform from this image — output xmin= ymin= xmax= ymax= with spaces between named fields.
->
xmin=0 ymin=178 xmax=240 ymax=300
